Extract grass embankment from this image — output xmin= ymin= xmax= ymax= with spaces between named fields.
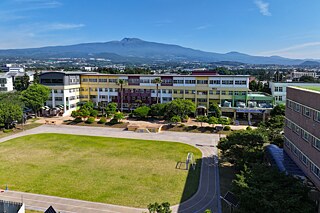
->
xmin=0 ymin=133 xmax=201 ymax=207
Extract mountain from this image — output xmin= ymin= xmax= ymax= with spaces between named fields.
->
xmin=0 ymin=38 xmax=316 ymax=65
xmin=299 ymin=60 xmax=320 ymax=66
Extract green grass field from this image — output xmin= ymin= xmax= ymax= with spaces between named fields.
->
xmin=0 ymin=133 xmax=201 ymax=207
xmin=297 ymin=86 xmax=320 ymax=92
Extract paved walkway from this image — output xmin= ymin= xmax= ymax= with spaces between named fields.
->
xmin=0 ymin=125 xmax=221 ymax=213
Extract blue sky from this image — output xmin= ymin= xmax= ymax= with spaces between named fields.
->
xmin=0 ymin=0 xmax=320 ymax=59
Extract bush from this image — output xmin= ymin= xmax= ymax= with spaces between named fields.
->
xmin=85 ymin=117 xmax=95 ymax=124
xmin=3 ymin=129 xmax=13 ymax=133
xmin=108 ymin=118 xmax=119 ymax=125
xmin=133 ymin=106 xmax=150 ymax=119
xmin=182 ymin=115 xmax=189 ymax=122
xmin=98 ymin=117 xmax=107 ymax=124
xmin=90 ymin=110 xmax=98 ymax=117
xmin=223 ymin=125 xmax=231 ymax=131
xmin=170 ymin=115 xmax=181 ymax=124
xmin=74 ymin=117 xmax=82 ymax=123
xmin=218 ymin=117 xmax=230 ymax=125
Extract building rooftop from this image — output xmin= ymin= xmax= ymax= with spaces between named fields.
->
xmin=296 ymin=86 xmax=320 ymax=92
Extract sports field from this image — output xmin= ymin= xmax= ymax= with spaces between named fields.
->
xmin=0 ymin=133 xmax=201 ymax=207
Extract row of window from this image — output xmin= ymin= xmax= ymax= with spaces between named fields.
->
xmin=285 ymin=137 xmax=320 ymax=180
xmin=286 ymin=119 xmax=320 ymax=152
xmin=81 ymin=78 xmax=247 ymax=85
xmin=287 ymin=99 xmax=320 ymax=122
xmin=274 ymin=86 xmax=283 ymax=92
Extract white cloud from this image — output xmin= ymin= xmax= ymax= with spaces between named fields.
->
xmin=44 ymin=23 xmax=85 ymax=31
xmin=259 ymin=42 xmax=320 ymax=59
xmin=254 ymin=0 xmax=271 ymax=16
xmin=195 ymin=24 xmax=211 ymax=30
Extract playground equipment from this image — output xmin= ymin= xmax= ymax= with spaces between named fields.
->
xmin=186 ymin=152 xmax=196 ymax=170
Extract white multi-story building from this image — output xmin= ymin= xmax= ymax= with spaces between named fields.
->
xmin=0 ymin=64 xmax=24 ymax=73
xmin=269 ymin=81 xmax=320 ymax=104
xmin=0 ymin=74 xmax=14 ymax=92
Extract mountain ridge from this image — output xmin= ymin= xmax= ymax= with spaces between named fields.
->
xmin=0 ymin=38 xmax=318 ymax=65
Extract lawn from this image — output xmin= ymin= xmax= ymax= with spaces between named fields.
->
xmin=0 ymin=133 xmax=201 ymax=208
xmin=297 ymin=86 xmax=320 ymax=92
xmin=0 ymin=123 xmax=42 ymax=139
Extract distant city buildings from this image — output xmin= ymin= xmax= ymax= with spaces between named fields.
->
xmin=284 ymin=86 xmax=320 ymax=190
xmin=0 ymin=64 xmax=24 ymax=73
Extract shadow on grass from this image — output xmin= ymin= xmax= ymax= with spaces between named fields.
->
xmin=176 ymin=158 xmax=202 ymax=211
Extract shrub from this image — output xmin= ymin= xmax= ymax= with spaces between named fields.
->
xmin=223 ymin=125 xmax=231 ymax=131
xmin=191 ymin=125 xmax=197 ymax=129
xmin=133 ymin=106 xmax=150 ymax=119
xmin=170 ymin=115 xmax=181 ymax=124
xmin=74 ymin=117 xmax=82 ymax=123
xmin=108 ymin=118 xmax=119 ymax=125
xmin=182 ymin=115 xmax=189 ymax=122
xmin=90 ymin=110 xmax=98 ymax=117
xmin=85 ymin=117 xmax=95 ymax=124
xmin=3 ymin=129 xmax=13 ymax=133
xmin=98 ymin=117 xmax=107 ymax=124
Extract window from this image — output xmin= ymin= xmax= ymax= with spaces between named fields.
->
xmin=109 ymin=79 xmax=117 ymax=83
xmin=279 ymin=87 xmax=283 ymax=92
xmin=286 ymin=119 xmax=292 ymax=129
xmin=235 ymin=80 xmax=247 ymax=85
xmin=173 ymin=90 xmax=178 ymax=94
xmin=294 ymin=103 xmax=301 ymax=112
xmin=301 ymin=154 xmax=308 ymax=166
xmin=314 ymin=111 xmax=320 ymax=122
xmin=162 ymin=79 xmax=172 ymax=84
xmin=221 ymin=91 xmax=226 ymax=95
xmin=185 ymin=90 xmax=189 ymax=94
xmin=234 ymin=91 xmax=239 ymax=95
xmin=162 ymin=89 xmax=167 ymax=94
xmin=173 ymin=80 xmax=184 ymax=84
xmin=216 ymin=91 xmax=220 ymax=95
xmin=99 ymin=79 xmax=108 ymax=82
xmin=180 ymin=90 xmax=184 ymax=94
xmin=192 ymin=90 xmax=196 ymax=94
xmin=311 ymin=162 xmax=320 ymax=179
xmin=82 ymin=78 xmax=88 ymax=82
xmin=302 ymin=130 xmax=310 ymax=142
xmin=242 ymin=91 xmax=246 ymax=95
xmin=197 ymin=80 xmax=208 ymax=84
xmin=228 ymin=91 xmax=233 ymax=95
xmin=294 ymin=124 xmax=300 ymax=135
xmin=222 ymin=80 xmax=233 ymax=85
xmin=140 ymin=79 xmax=150 ymax=83
xmin=275 ymin=87 xmax=279 ymax=92
xmin=313 ymin=137 xmax=320 ymax=151
xmin=209 ymin=90 xmax=214 ymax=95
xmin=210 ymin=80 xmax=221 ymax=84
xmin=55 ymin=97 xmax=63 ymax=101
xmin=185 ymin=80 xmax=196 ymax=84
xmin=303 ymin=107 xmax=311 ymax=117
xmin=89 ymin=79 xmax=97 ymax=82
xmin=287 ymin=100 xmax=293 ymax=109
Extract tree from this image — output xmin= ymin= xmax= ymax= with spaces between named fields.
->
xmin=300 ymin=75 xmax=316 ymax=83
xmin=149 ymin=103 xmax=166 ymax=117
xmin=116 ymin=79 xmax=127 ymax=112
xmin=105 ymin=102 xmax=118 ymax=116
xmin=33 ymin=70 xmax=40 ymax=84
xmin=209 ymin=103 xmax=221 ymax=118
xmin=0 ymin=102 xmax=23 ymax=129
xmin=154 ymin=77 xmax=162 ymax=104
xmin=20 ymin=84 xmax=50 ymax=117
xmin=113 ymin=112 xmax=125 ymax=123
xmin=14 ymin=73 xmax=30 ymax=91
xmin=164 ymin=99 xmax=196 ymax=120
xmin=233 ymin=164 xmax=316 ymax=213
xmin=259 ymin=115 xmax=285 ymax=147
xmin=217 ymin=129 xmax=267 ymax=169
xmin=133 ymin=106 xmax=150 ymax=119
xmin=196 ymin=116 xmax=208 ymax=127
xmin=270 ymin=104 xmax=285 ymax=117
xmin=207 ymin=116 xmax=218 ymax=125
xmin=170 ymin=115 xmax=181 ymax=125
xmin=147 ymin=202 xmax=171 ymax=213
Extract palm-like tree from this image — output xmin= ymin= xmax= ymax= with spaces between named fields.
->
xmin=116 ymin=79 xmax=127 ymax=112
xmin=154 ymin=77 xmax=162 ymax=104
